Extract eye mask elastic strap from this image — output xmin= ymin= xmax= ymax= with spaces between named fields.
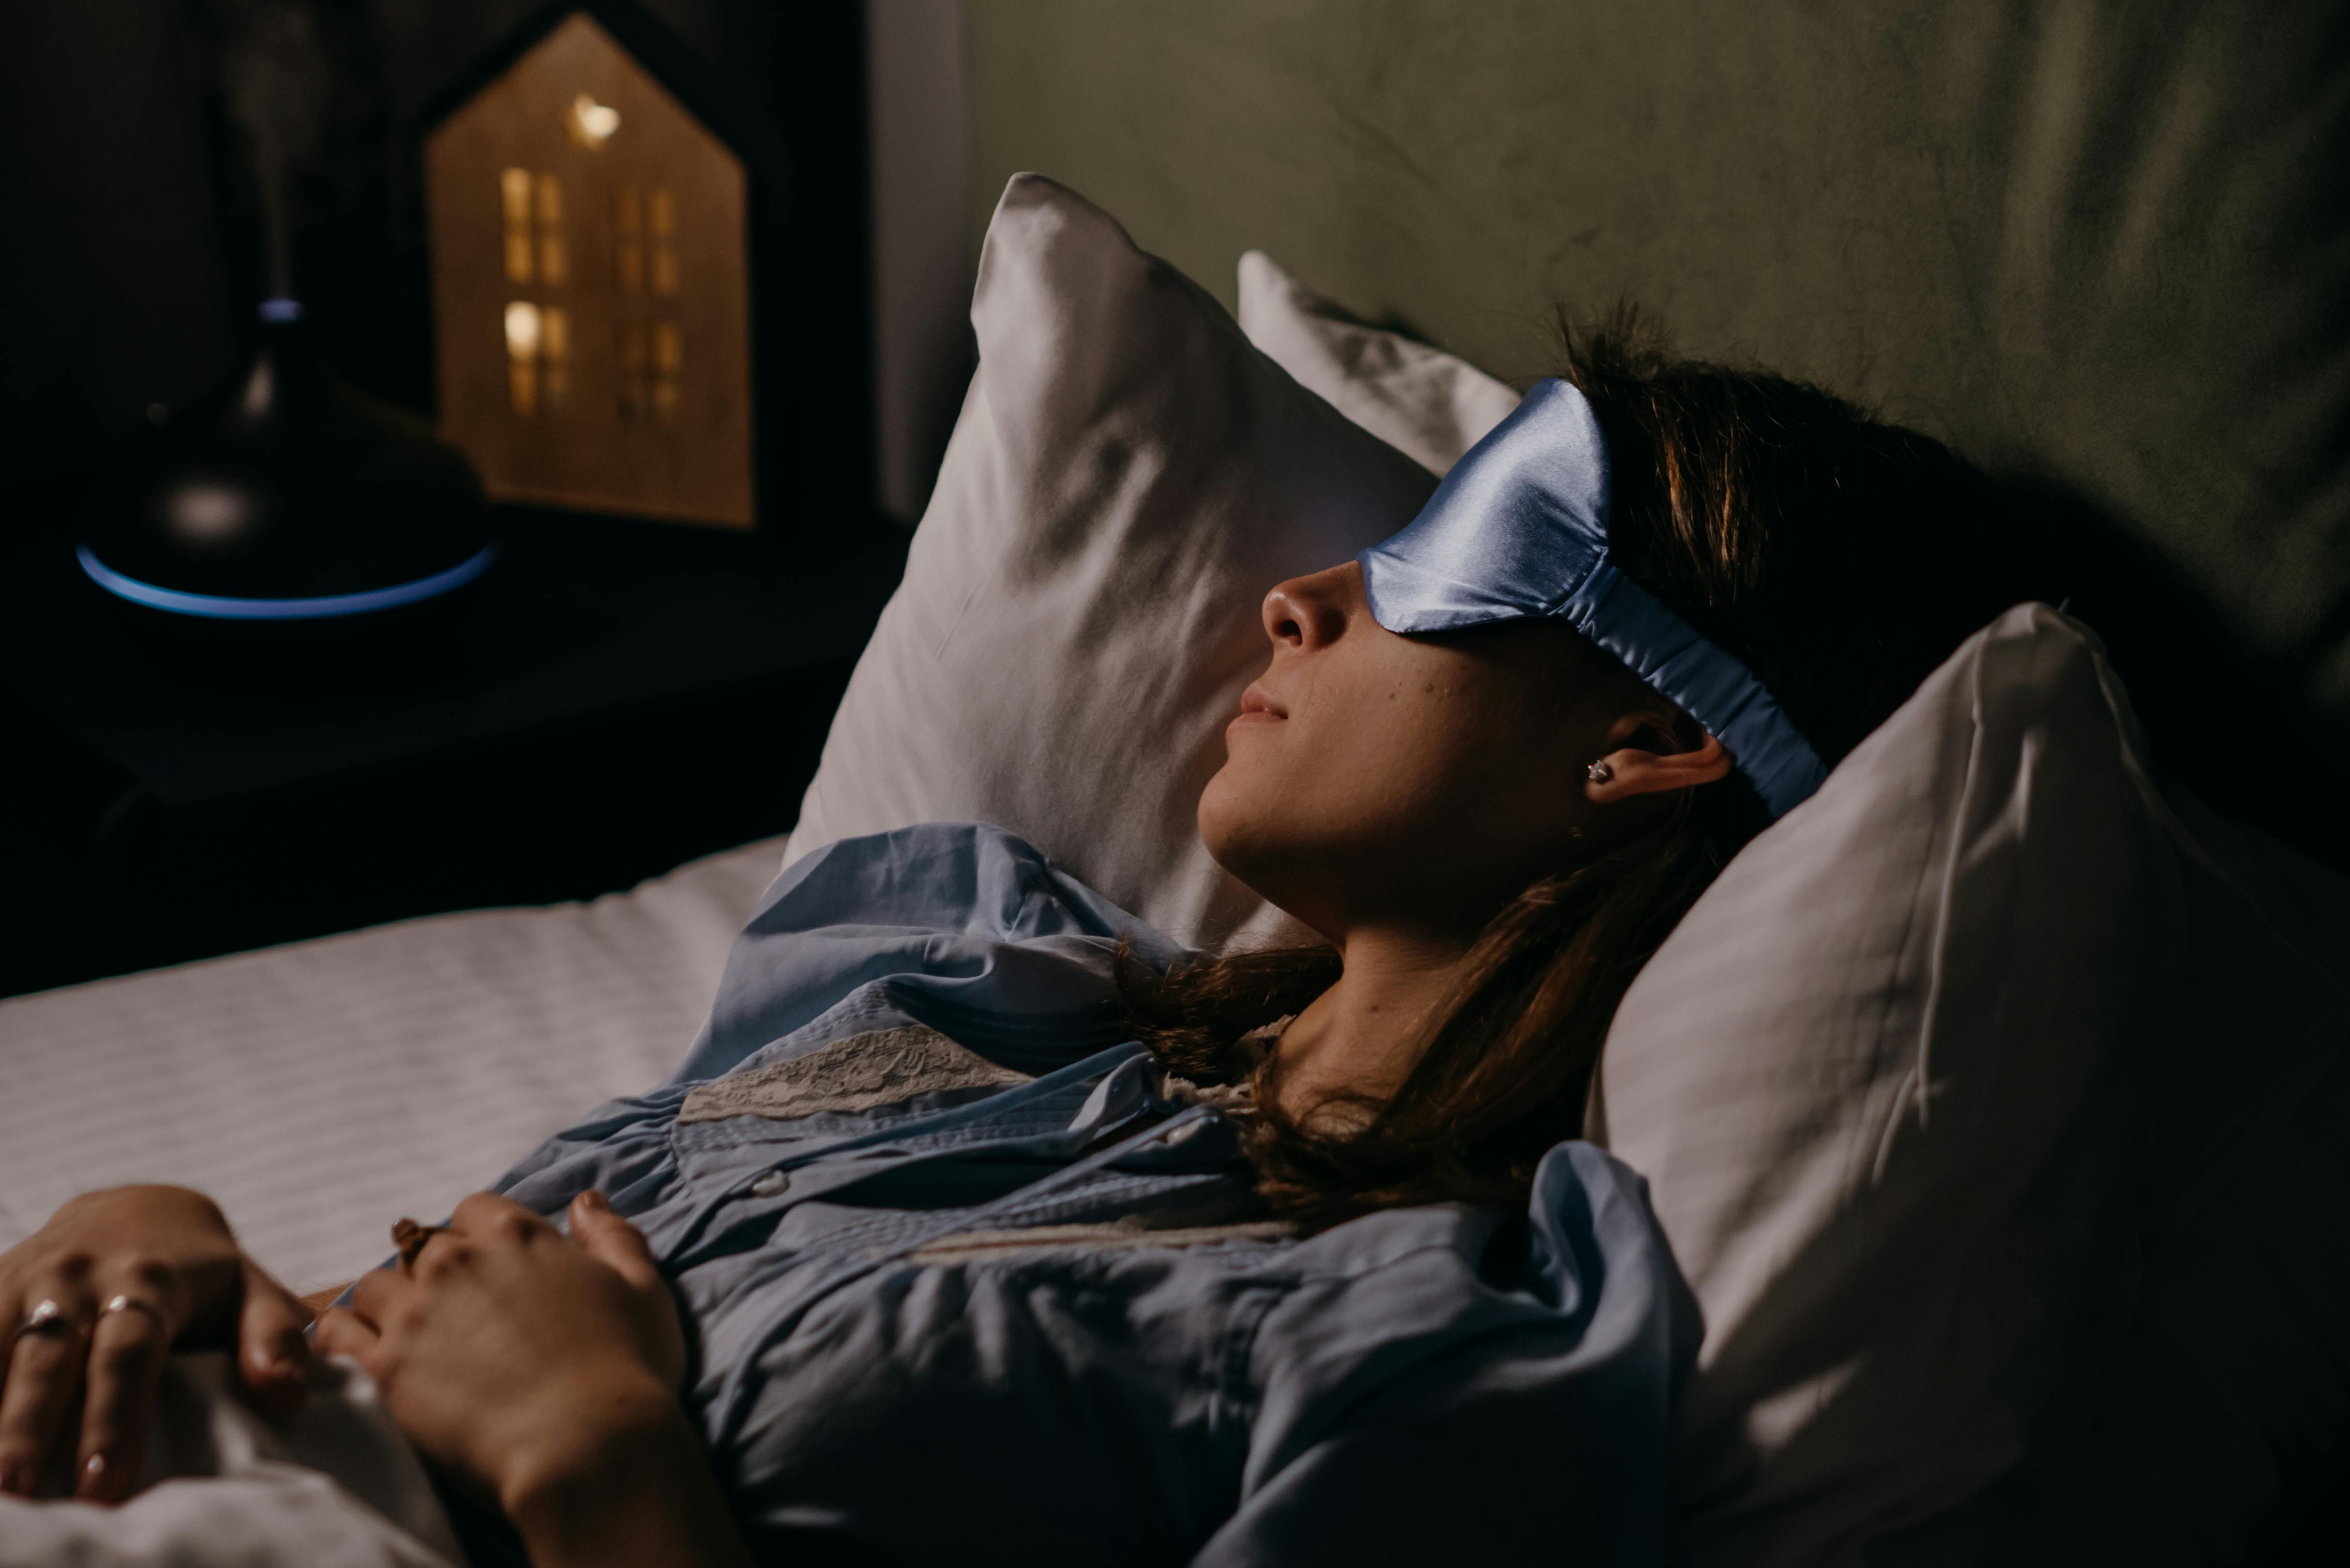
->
xmin=1357 ymin=377 xmax=1828 ymax=818
xmin=1565 ymin=561 xmax=1827 ymax=818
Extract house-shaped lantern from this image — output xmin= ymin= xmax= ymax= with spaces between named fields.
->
xmin=424 ymin=12 xmax=754 ymax=528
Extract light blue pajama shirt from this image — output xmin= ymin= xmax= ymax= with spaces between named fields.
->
xmin=468 ymin=823 xmax=1695 ymax=1566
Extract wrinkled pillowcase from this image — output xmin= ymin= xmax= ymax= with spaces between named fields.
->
xmin=1236 ymin=249 xmax=1520 ymax=477
xmin=1597 ymin=604 xmax=2350 ymax=1567
xmin=780 ymin=175 xmax=1435 ymax=947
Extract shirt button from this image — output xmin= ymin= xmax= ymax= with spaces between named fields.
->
xmin=750 ymin=1171 xmax=791 ymax=1197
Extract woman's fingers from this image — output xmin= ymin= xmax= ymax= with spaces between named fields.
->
xmin=346 ymin=1264 xmax=409 ymax=1330
xmin=567 ymin=1191 xmax=662 ymax=1293
xmin=451 ymin=1191 xmax=543 ymax=1244
xmin=311 ymin=1305 xmax=381 ymax=1363
xmin=74 ymin=1296 xmax=171 ymax=1501
xmin=235 ymin=1261 xmax=312 ymax=1417
xmin=0 ymin=1289 xmax=93 ymax=1495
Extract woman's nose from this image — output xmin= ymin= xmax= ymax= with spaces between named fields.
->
xmin=1261 ymin=562 xmax=1359 ymax=651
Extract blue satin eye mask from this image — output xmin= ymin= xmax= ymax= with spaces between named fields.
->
xmin=1356 ymin=378 xmax=1829 ymax=819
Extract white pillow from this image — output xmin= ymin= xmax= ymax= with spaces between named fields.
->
xmin=1236 ymin=249 xmax=1521 ymax=476
xmin=1595 ymin=603 xmax=2350 ymax=1565
xmin=782 ymin=176 xmax=1436 ymax=946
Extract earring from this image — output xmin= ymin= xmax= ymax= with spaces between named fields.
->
xmin=1586 ymin=760 xmax=1613 ymax=784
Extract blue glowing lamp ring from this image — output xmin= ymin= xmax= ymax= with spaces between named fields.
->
xmin=78 ymin=543 xmax=494 ymax=621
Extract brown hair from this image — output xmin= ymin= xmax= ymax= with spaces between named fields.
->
xmin=1122 ymin=311 xmax=2022 ymax=1225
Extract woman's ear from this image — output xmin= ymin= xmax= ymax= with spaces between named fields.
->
xmin=1583 ymin=713 xmax=1734 ymax=803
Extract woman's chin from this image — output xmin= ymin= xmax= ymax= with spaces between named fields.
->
xmin=1195 ymin=770 xmax=1246 ymax=870
xmin=1196 ymin=771 xmax=1290 ymax=882
xmin=1196 ymin=782 xmax=1308 ymax=913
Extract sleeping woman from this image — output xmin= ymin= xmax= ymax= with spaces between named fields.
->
xmin=0 ymin=322 xmax=2022 ymax=1566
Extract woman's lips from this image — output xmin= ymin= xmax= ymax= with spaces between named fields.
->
xmin=1229 ymin=684 xmax=1288 ymax=728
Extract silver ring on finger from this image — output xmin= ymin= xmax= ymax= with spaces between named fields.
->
xmin=99 ymin=1294 xmax=166 ymax=1332
xmin=16 ymin=1297 xmax=84 ymax=1338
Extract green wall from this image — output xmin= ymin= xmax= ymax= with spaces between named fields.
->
xmin=966 ymin=1 xmax=2349 ymax=698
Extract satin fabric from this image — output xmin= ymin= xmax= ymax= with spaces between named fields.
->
xmin=1357 ymin=378 xmax=1829 ymax=817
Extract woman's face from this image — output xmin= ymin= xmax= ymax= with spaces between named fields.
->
xmin=1200 ymin=561 xmax=1692 ymax=944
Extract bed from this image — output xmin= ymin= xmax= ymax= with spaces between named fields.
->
xmin=0 ymin=839 xmax=785 ymax=1293
xmin=4 ymin=4 xmax=2345 ymax=1563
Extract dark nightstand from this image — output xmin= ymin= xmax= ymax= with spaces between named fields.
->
xmin=1 ymin=506 xmax=905 ymax=998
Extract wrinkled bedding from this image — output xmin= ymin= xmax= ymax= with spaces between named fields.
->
xmin=0 ymin=1353 xmax=459 ymax=1568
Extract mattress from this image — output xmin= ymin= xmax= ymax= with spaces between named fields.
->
xmin=0 ymin=838 xmax=783 ymax=1294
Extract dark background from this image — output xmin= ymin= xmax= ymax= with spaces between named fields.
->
xmin=0 ymin=0 xmax=893 ymax=999
xmin=0 ymin=0 xmax=872 ymax=475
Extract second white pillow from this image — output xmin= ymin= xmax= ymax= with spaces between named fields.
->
xmin=1236 ymin=249 xmax=1521 ymax=476
xmin=1598 ymin=604 xmax=2187 ymax=1563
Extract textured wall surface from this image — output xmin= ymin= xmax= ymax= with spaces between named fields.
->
xmin=967 ymin=2 xmax=2349 ymax=712
xmin=867 ymin=0 xmax=975 ymax=523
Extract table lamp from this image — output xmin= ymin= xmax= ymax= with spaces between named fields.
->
xmin=80 ymin=299 xmax=491 ymax=622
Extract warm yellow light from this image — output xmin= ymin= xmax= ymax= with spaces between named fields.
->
xmin=541 ymin=306 xmax=571 ymax=408
xmin=504 ymin=300 xmax=542 ymax=360
xmin=619 ymin=323 xmax=648 ymax=418
xmin=567 ymin=93 xmax=621 ymax=149
xmin=500 ymin=167 xmax=532 ymax=223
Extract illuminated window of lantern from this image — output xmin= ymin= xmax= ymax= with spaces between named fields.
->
xmin=535 ymin=172 xmax=567 ymax=286
xmin=424 ymin=12 xmax=753 ymax=528
xmin=501 ymin=168 xmax=533 ymax=282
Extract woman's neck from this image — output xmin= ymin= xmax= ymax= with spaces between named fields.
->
xmin=1271 ymin=923 xmax=1479 ymax=1122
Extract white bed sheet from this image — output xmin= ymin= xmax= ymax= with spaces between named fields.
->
xmin=0 ymin=838 xmax=782 ymax=1294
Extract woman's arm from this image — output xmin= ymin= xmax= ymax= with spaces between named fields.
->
xmin=500 ymin=1405 xmax=757 ymax=1568
xmin=0 ymin=1185 xmax=312 ymax=1500
xmin=315 ymin=1189 xmax=752 ymax=1568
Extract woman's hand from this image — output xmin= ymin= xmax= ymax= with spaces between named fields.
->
xmin=0 ymin=1185 xmax=312 ymax=1500
xmin=316 ymin=1189 xmax=746 ymax=1567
